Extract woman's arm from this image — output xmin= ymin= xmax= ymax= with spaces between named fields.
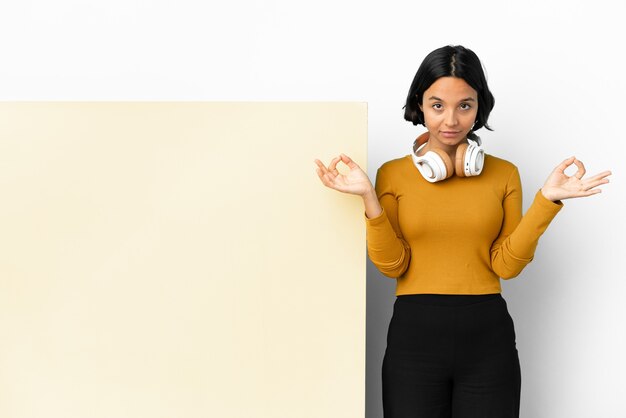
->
xmin=362 ymin=188 xmax=382 ymax=219
xmin=363 ymin=165 xmax=411 ymax=278
xmin=490 ymin=157 xmax=611 ymax=279
xmin=314 ymin=154 xmax=411 ymax=278
xmin=489 ymin=167 xmax=562 ymax=279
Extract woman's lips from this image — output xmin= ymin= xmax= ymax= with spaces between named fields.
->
xmin=441 ymin=131 xmax=460 ymax=138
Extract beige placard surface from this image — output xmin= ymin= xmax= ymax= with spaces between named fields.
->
xmin=0 ymin=102 xmax=367 ymax=418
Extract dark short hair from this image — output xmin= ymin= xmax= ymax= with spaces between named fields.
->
xmin=403 ymin=45 xmax=495 ymax=141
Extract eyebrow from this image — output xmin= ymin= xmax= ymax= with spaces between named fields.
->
xmin=427 ymin=96 xmax=476 ymax=102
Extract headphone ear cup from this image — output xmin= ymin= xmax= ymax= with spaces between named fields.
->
xmin=430 ymin=148 xmax=454 ymax=180
xmin=464 ymin=141 xmax=485 ymax=176
xmin=416 ymin=132 xmax=430 ymax=147
xmin=455 ymin=143 xmax=468 ymax=177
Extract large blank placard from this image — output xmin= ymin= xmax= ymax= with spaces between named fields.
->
xmin=0 ymin=102 xmax=367 ymax=418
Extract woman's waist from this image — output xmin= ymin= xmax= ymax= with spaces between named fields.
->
xmin=396 ymin=292 xmax=502 ymax=307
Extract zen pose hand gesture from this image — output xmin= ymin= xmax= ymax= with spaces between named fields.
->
xmin=541 ymin=156 xmax=611 ymax=202
xmin=314 ymin=154 xmax=383 ymax=219
xmin=314 ymin=154 xmax=372 ymax=196
xmin=315 ymin=153 xmax=612 ymax=219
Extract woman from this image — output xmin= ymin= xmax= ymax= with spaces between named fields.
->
xmin=314 ymin=45 xmax=611 ymax=418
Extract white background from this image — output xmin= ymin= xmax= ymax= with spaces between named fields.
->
xmin=1 ymin=1 xmax=624 ymax=416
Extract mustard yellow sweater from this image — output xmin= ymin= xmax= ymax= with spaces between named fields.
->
xmin=365 ymin=153 xmax=563 ymax=295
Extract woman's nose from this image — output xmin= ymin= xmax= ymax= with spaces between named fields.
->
xmin=445 ymin=110 xmax=458 ymax=126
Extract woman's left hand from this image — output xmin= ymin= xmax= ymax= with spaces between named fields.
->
xmin=541 ymin=156 xmax=612 ymax=202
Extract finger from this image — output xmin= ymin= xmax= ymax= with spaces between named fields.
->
xmin=321 ymin=166 xmax=336 ymax=181
xmin=580 ymin=188 xmax=603 ymax=197
xmin=583 ymin=177 xmax=610 ymax=191
xmin=318 ymin=158 xmax=340 ymax=179
xmin=314 ymin=158 xmax=332 ymax=171
xmin=316 ymin=167 xmax=331 ymax=186
xmin=328 ymin=156 xmax=341 ymax=172
xmin=314 ymin=161 xmax=337 ymax=187
xmin=314 ymin=159 xmax=330 ymax=176
xmin=316 ymin=166 xmax=329 ymax=181
xmin=320 ymin=170 xmax=339 ymax=189
xmin=562 ymin=188 xmax=602 ymax=200
xmin=340 ymin=153 xmax=360 ymax=169
xmin=585 ymin=170 xmax=612 ymax=181
xmin=572 ymin=158 xmax=586 ymax=179
xmin=554 ymin=156 xmax=576 ymax=173
xmin=314 ymin=159 xmax=328 ymax=173
xmin=315 ymin=168 xmax=327 ymax=184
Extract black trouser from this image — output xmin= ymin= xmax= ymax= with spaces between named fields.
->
xmin=382 ymin=293 xmax=521 ymax=418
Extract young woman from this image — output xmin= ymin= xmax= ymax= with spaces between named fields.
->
xmin=314 ymin=45 xmax=611 ymax=418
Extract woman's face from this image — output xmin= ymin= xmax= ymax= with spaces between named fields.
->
xmin=418 ymin=76 xmax=478 ymax=150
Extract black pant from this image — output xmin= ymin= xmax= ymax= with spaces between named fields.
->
xmin=382 ymin=293 xmax=521 ymax=418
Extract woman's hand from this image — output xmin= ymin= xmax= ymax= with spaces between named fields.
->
xmin=314 ymin=154 xmax=373 ymax=196
xmin=541 ymin=156 xmax=612 ymax=202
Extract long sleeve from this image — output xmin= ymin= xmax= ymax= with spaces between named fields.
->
xmin=490 ymin=166 xmax=563 ymax=279
xmin=364 ymin=166 xmax=411 ymax=278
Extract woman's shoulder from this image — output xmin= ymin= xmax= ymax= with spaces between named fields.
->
xmin=378 ymin=154 xmax=415 ymax=174
xmin=484 ymin=153 xmax=519 ymax=174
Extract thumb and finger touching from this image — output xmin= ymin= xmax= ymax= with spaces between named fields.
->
xmin=314 ymin=154 xmax=368 ymax=194
xmin=546 ymin=156 xmax=612 ymax=200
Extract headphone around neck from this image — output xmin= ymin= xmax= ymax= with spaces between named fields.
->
xmin=411 ymin=132 xmax=485 ymax=183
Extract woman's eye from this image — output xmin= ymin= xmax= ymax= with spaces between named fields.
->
xmin=432 ymin=104 xmax=443 ymax=110
xmin=460 ymin=103 xmax=472 ymax=110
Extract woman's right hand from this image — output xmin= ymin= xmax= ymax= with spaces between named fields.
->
xmin=314 ymin=154 xmax=373 ymax=196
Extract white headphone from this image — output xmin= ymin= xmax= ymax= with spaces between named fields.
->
xmin=411 ymin=132 xmax=485 ymax=183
